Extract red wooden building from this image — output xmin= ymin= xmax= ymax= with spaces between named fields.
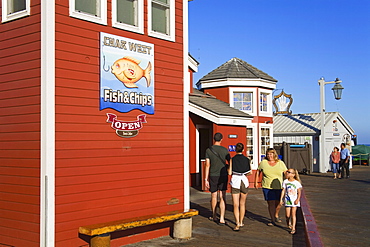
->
xmin=189 ymin=57 xmax=278 ymax=188
xmin=0 ymin=0 xmax=191 ymax=246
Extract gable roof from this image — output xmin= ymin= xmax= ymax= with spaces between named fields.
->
xmin=273 ymin=112 xmax=355 ymax=135
xmin=189 ymin=89 xmax=252 ymax=126
xmin=198 ymin=57 xmax=277 ymax=83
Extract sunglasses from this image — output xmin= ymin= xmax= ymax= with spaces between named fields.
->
xmin=287 ymin=171 xmax=294 ymax=174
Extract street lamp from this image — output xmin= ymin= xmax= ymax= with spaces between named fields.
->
xmin=318 ymin=77 xmax=344 ymax=173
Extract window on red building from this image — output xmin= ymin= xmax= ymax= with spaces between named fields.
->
xmin=148 ymin=0 xmax=175 ymax=41
xmin=70 ymin=0 xmax=107 ymax=25
xmin=261 ymin=127 xmax=270 ymax=156
xmin=2 ymin=0 xmax=29 ymax=22
xmin=260 ymin=92 xmax=268 ymax=112
xmin=113 ymin=0 xmax=144 ymax=33
xmin=246 ymin=127 xmax=254 ymax=162
xmin=233 ymin=92 xmax=252 ymax=111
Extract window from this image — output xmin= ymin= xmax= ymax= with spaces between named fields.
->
xmin=260 ymin=92 xmax=268 ymax=112
xmin=246 ymin=128 xmax=254 ymax=162
xmin=69 ymin=0 xmax=107 ymax=25
xmin=112 ymin=0 xmax=144 ymax=33
xmin=258 ymin=89 xmax=272 ymax=117
xmin=2 ymin=0 xmax=30 ymax=23
xmin=230 ymin=88 xmax=257 ymax=115
xmin=233 ymin=92 xmax=252 ymax=111
xmin=261 ymin=128 xmax=270 ymax=156
xmin=148 ymin=0 xmax=175 ymax=41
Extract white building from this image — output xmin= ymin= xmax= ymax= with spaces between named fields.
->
xmin=273 ymin=112 xmax=355 ymax=172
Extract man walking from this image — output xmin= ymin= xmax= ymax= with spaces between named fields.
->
xmin=204 ymin=132 xmax=231 ymax=225
xmin=340 ymin=143 xmax=350 ymax=179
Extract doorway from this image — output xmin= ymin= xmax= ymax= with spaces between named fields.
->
xmin=195 ymin=126 xmax=212 ymax=189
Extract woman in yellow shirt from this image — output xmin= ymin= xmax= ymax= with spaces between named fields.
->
xmin=254 ymin=148 xmax=287 ymax=226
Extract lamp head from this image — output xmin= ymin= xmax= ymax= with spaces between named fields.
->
xmin=331 ymin=78 xmax=344 ymax=100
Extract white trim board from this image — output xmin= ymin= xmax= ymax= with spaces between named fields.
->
xmin=40 ymin=0 xmax=56 ymax=246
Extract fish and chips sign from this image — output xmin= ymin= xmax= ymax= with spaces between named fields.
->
xmin=100 ymin=32 xmax=154 ymax=137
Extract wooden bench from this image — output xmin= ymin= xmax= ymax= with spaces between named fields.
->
xmin=79 ymin=209 xmax=199 ymax=247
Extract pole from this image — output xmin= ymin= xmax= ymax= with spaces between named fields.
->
xmin=318 ymin=77 xmax=343 ymax=173
xmin=319 ymin=78 xmax=326 ymax=173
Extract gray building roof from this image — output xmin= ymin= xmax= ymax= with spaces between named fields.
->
xmin=273 ymin=112 xmax=354 ymax=135
xmin=189 ymin=89 xmax=252 ymax=118
xmin=198 ymin=57 xmax=277 ymax=83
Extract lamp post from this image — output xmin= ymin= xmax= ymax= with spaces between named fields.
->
xmin=318 ymin=77 xmax=344 ymax=173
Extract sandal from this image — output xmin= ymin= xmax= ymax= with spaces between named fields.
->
xmin=208 ymin=217 xmax=218 ymax=224
xmin=267 ymin=222 xmax=275 ymax=226
xmin=233 ymin=226 xmax=240 ymax=231
xmin=275 ymin=217 xmax=282 ymax=223
xmin=290 ymin=230 xmax=296 ymax=234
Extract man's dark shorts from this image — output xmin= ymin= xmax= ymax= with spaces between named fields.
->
xmin=209 ymin=175 xmax=228 ymax=193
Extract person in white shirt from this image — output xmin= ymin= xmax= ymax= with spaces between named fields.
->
xmin=280 ymin=168 xmax=302 ymax=235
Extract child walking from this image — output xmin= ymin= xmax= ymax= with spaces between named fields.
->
xmin=280 ymin=168 xmax=302 ymax=234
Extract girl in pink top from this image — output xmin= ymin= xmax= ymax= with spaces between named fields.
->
xmin=331 ymin=147 xmax=341 ymax=179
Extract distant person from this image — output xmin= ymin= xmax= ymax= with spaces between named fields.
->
xmin=340 ymin=143 xmax=350 ymax=178
xmin=204 ymin=132 xmax=231 ymax=225
xmin=331 ymin=147 xmax=341 ymax=179
xmin=280 ymin=168 xmax=302 ymax=235
xmin=254 ymin=148 xmax=287 ymax=226
xmin=229 ymin=143 xmax=251 ymax=231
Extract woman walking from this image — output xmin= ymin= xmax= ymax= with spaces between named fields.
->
xmin=229 ymin=143 xmax=251 ymax=231
xmin=331 ymin=147 xmax=340 ymax=179
xmin=254 ymin=148 xmax=287 ymax=226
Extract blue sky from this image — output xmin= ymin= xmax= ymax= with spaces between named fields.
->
xmin=189 ymin=0 xmax=370 ymax=145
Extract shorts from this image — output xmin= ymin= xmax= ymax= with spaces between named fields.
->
xmin=262 ymin=188 xmax=282 ymax=201
xmin=209 ymin=175 xmax=228 ymax=193
xmin=231 ymin=180 xmax=249 ymax=194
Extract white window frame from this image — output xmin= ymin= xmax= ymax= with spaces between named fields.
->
xmin=229 ymin=87 xmax=257 ymax=115
xmin=246 ymin=124 xmax=258 ymax=170
xmin=2 ymin=0 xmax=30 ymax=23
xmin=69 ymin=0 xmax=107 ymax=25
xmin=258 ymin=88 xmax=272 ymax=117
xmin=112 ymin=0 xmax=144 ymax=34
xmin=260 ymin=92 xmax=268 ymax=112
xmin=147 ymin=0 xmax=175 ymax=42
xmin=259 ymin=125 xmax=273 ymax=159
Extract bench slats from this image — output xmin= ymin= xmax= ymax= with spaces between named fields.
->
xmin=79 ymin=209 xmax=198 ymax=236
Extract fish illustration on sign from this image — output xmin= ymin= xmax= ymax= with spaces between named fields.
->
xmin=111 ymin=56 xmax=152 ymax=88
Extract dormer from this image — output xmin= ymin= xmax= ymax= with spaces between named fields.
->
xmin=196 ymin=57 xmax=277 ymax=118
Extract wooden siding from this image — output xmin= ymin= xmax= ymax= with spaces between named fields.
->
xmin=203 ymin=87 xmax=230 ymax=103
xmin=0 ymin=1 xmax=42 ymax=246
xmin=54 ymin=0 xmax=184 ymax=246
xmin=212 ymin=124 xmax=247 ymax=157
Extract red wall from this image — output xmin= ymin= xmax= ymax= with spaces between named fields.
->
xmin=203 ymin=87 xmax=229 ymax=103
xmin=188 ymin=113 xmax=213 ymax=187
xmin=213 ymin=124 xmax=246 ymax=155
xmin=0 ymin=1 xmax=185 ymax=246
xmin=252 ymin=116 xmax=273 ymax=123
xmin=0 ymin=1 xmax=42 ymax=246
xmin=189 ymin=117 xmax=197 ymax=175
xmin=54 ymin=1 xmax=185 ymax=246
